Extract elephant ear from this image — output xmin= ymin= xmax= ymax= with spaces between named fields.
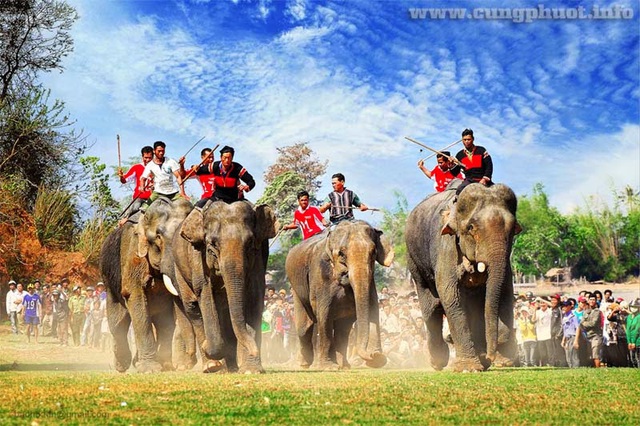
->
xmin=255 ymin=204 xmax=279 ymax=242
xmin=136 ymin=220 xmax=149 ymax=258
xmin=181 ymin=208 xmax=205 ymax=245
xmin=375 ymin=230 xmax=395 ymax=267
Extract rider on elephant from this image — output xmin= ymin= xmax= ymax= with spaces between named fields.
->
xmin=191 ymin=145 xmax=255 ymax=205
xmin=452 ymin=128 xmax=494 ymax=195
xmin=185 ymin=147 xmax=216 ymax=208
xmin=118 ymin=145 xmax=154 ymax=224
xmin=319 ymin=173 xmax=369 ymax=224
xmin=282 ymin=190 xmax=329 ymax=240
xmin=139 ymin=140 xmax=187 ymax=210
xmin=417 ymin=151 xmax=462 ymax=193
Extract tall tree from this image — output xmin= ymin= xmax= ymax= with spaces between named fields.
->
xmin=263 ymin=142 xmax=328 ymax=201
xmin=0 ymin=0 xmax=78 ymax=102
xmin=377 ymin=190 xmax=409 ymax=289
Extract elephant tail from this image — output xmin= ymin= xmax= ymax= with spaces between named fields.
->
xmin=100 ymin=226 xmax=124 ymax=303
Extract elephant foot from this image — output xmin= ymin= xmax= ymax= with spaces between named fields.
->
xmin=491 ymin=353 xmax=514 ymax=368
xmin=161 ymin=361 xmax=175 ymax=372
xmin=136 ymin=360 xmax=163 ymax=374
xmin=203 ymin=359 xmax=225 ymax=374
xmin=114 ymin=360 xmax=129 ymax=373
xmin=453 ymin=357 xmax=486 ymax=372
xmin=315 ymin=360 xmax=340 ymax=371
xmin=239 ymin=365 xmax=265 ymax=374
xmin=364 ymin=352 xmax=387 ymax=369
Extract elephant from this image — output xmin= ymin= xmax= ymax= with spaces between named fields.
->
xmin=405 ymin=183 xmax=521 ymax=372
xmin=285 ymin=220 xmax=394 ymax=370
xmin=169 ymin=200 xmax=279 ymax=374
xmin=100 ymin=197 xmax=193 ymax=373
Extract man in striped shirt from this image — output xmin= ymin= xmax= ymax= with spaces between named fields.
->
xmin=319 ymin=173 xmax=369 ymax=224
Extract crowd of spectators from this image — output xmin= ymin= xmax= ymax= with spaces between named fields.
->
xmin=4 ymin=277 xmax=111 ymax=351
xmin=260 ymin=285 xmax=640 ymax=369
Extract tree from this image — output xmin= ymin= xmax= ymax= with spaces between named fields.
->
xmin=78 ymin=156 xmax=120 ymax=225
xmin=376 ymin=190 xmax=410 ymax=289
xmin=0 ymin=85 xmax=87 ymax=207
xmin=512 ymin=184 xmax=574 ymax=276
xmin=0 ymin=0 xmax=78 ymax=102
xmin=263 ymin=142 xmax=327 ymax=201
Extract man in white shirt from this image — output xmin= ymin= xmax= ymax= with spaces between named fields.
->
xmin=532 ymin=297 xmax=553 ymax=366
xmin=5 ymin=280 xmax=19 ymax=334
xmin=140 ymin=141 xmax=186 ymax=209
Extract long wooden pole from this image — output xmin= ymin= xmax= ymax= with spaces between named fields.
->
xmin=405 ymin=136 xmax=465 ymax=168
xmin=117 ymin=134 xmax=122 ymax=171
xmin=421 ymin=138 xmax=462 ymax=162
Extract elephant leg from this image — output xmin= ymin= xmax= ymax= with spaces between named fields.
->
xmin=293 ymin=295 xmax=314 ymax=369
xmin=173 ymin=302 xmax=197 ymax=371
xmin=127 ymin=288 xmax=162 ymax=373
xmin=465 ymin=288 xmax=491 ymax=370
xmin=334 ymin=318 xmax=354 ymax=369
xmin=315 ymin=304 xmax=338 ymax=370
xmin=150 ymin=290 xmax=176 ymax=371
xmin=418 ymin=287 xmax=449 ymax=371
xmin=107 ymin=296 xmax=132 ymax=373
xmin=213 ymin=286 xmax=239 ymax=372
xmin=495 ymin=282 xmax=516 ymax=367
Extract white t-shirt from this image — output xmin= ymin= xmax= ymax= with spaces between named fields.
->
xmin=142 ymin=158 xmax=181 ymax=195
xmin=534 ymin=308 xmax=552 ymax=341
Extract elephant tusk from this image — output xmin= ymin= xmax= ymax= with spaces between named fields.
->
xmin=162 ymin=274 xmax=179 ymax=296
xmin=477 ymin=262 xmax=486 ymax=273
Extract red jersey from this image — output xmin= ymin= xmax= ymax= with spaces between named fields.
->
xmin=197 ymin=173 xmax=216 ymax=199
xmin=430 ymin=166 xmax=461 ymax=192
xmin=123 ymin=163 xmax=151 ymax=199
xmin=293 ymin=206 xmax=325 ymax=240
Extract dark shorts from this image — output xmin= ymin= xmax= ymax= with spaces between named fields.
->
xmin=24 ymin=315 xmax=40 ymax=325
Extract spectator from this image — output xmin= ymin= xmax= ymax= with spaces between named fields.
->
xmin=517 ymin=307 xmax=537 ymax=367
xmin=52 ymin=290 xmax=69 ymax=346
xmin=627 ymin=298 xmax=640 ymax=368
xmin=380 ymin=304 xmax=400 ymax=334
xmin=604 ymin=302 xmax=629 ymax=367
xmin=14 ymin=283 xmax=25 ymax=334
xmin=90 ymin=299 xmax=104 ymax=349
xmin=40 ymin=284 xmax=54 ymax=337
xmin=68 ymin=285 xmax=86 ymax=346
xmin=532 ymin=297 xmax=553 ymax=366
xmin=580 ymin=295 xmax=604 ymax=368
xmin=81 ymin=286 xmax=95 ymax=346
xmin=549 ymin=294 xmax=567 ymax=367
xmin=560 ymin=301 xmax=580 ymax=368
xmin=22 ymin=284 xmax=41 ymax=343
xmin=6 ymin=280 xmax=19 ymax=334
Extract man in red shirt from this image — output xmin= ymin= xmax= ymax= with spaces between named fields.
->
xmin=187 ymin=147 xmax=216 ymax=208
xmin=282 ymin=190 xmax=329 ymax=240
xmin=417 ymin=151 xmax=462 ymax=192
xmin=117 ymin=145 xmax=154 ymax=222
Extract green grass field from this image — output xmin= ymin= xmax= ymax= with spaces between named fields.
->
xmin=1 ymin=328 xmax=639 ymax=425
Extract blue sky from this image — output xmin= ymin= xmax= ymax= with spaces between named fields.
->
xmin=42 ymin=0 xmax=639 ymax=218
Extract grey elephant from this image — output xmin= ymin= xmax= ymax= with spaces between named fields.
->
xmin=100 ymin=197 xmax=193 ymax=373
xmin=405 ymin=184 xmax=521 ymax=372
xmin=169 ymin=200 xmax=278 ymax=373
xmin=285 ymin=220 xmax=394 ymax=370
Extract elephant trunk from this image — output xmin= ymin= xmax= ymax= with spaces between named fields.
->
xmin=199 ymin=274 xmax=226 ymax=359
xmin=484 ymin=248 xmax=508 ymax=362
xmin=222 ymin=261 xmax=259 ymax=358
xmin=350 ymin=260 xmax=376 ymax=361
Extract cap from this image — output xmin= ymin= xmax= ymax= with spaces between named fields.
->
xmin=86 ymin=286 xmax=95 ymax=292
xmin=27 ymin=284 xmax=35 ymax=290
xmin=61 ymin=277 xmax=69 ymax=283
xmin=52 ymin=290 xmax=60 ymax=295
xmin=73 ymin=285 xmax=81 ymax=292
xmin=561 ymin=301 xmax=573 ymax=308
xmin=550 ymin=294 xmax=561 ymax=300
xmin=96 ymin=282 xmax=105 ymax=287
xmin=34 ymin=279 xmax=40 ymax=283
xmin=616 ymin=297 xmax=624 ymax=303
xmin=8 ymin=280 xmax=16 ymax=285
xmin=578 ymin=296 xmax=587 ymax=303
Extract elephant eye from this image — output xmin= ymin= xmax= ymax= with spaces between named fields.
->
xmin=466 ymin=223 xmax=474 ymax=232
